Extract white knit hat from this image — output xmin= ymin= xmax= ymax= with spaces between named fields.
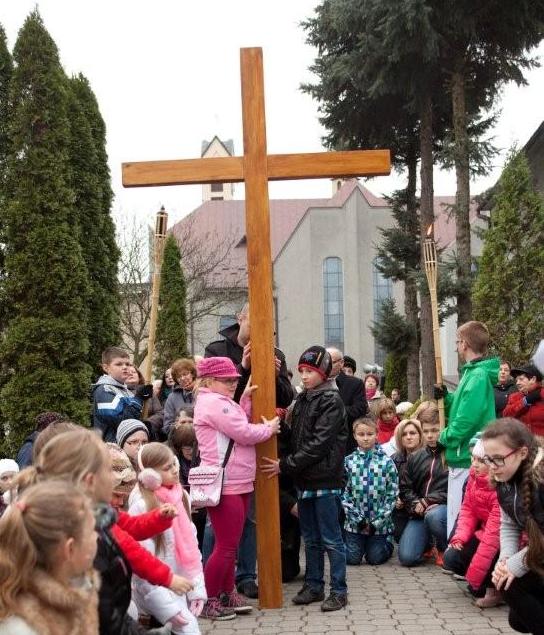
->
xmin=0 ymin=459 xmax=19 ymax=477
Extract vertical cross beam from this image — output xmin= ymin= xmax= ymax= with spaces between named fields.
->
xmin=240 ymin=48 xmax=282 ymax=608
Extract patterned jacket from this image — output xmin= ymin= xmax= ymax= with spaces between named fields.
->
xmin=342 ymin=445 xmax=398 ymax=537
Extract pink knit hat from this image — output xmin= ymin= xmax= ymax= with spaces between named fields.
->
xmin=197 ymin=357 xmax=241 ymax=379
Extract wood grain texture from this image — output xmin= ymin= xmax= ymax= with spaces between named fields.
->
xmin=240 ymin=47 xmax=283 ymax=609
xmin=122 ymin=149 xmax=390 ymax=187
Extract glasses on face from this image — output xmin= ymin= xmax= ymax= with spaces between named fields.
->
xmin=214 ymin=377 xmax=239 ymax=385
xmin=482 ymin=447 xmax=518 ymax=468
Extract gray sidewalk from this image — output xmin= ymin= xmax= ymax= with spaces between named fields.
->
xmin=201 ymin=558 xmax=514 ymax=634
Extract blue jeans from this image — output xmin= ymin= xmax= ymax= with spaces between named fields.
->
xmin=298 ymin=494 xmax=347 ymax=596
xmin=345 ymin=531 xmax=394 ymax=566
xmin=398 ymin=504 xmax=448 ymax=567
xmin=201 ymin=495 xmax=257 ymax=585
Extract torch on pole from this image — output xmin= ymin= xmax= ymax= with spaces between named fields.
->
xmin=423 ymin=224 xmax=446 ymax=430
xmin=143 ymin=206 xmax=168 ymax=418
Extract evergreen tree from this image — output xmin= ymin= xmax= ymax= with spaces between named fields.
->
xmin=0 ymin=11 xmax=91 ymax=452
xmin=0 ymin=23 xmax=13 ymax=329
xmin=473 ymin=150 xmax=544 ymax=365
xmin=384 ymin=353 xmax=408 ymax=400
xmin=155 ymin=234 xmax=188 ymax=373
xmin=69 ymin=74 xmax=120 ymax=377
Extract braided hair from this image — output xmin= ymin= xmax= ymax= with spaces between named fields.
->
xmin=482 ymin=418 xmax=544 ymax=575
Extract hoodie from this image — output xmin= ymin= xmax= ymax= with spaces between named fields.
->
xmin=439 ymin=357 xmax=500 ymax=468
xmin=91 ymin=375 xmax=143 ymax=442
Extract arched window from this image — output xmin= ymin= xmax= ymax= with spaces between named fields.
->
xmin=372 ymin=258 xmax=393 ymax=366
xmin=323 ymin=257 xmax=344 ymax=351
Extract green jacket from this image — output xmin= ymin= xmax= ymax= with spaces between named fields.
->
xmin=439 ymin=356 xmax=500 ymax=468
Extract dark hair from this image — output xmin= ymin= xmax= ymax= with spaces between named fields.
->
xmin=102 ymin=346 xmax=129 ymax=365
xmin=500 ymin=360 xmax=512 ymax=370
xmin=171 ymin=358 xmax=197 ymax=384
xmin=482 ymin=418 xmax=544 ymax=575
xmin=35 ymin=411 xmax=65 ymax=433
xmin=169 ymin=423 xmax=197 ymax=453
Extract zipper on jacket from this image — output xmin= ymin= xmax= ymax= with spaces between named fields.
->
xmin=425 ymin=453 xmax=436 ymax=498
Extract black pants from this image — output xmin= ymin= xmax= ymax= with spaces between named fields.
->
xmin=443 ymin=535 xmax=497 ymax=596
xmin=503 ymin=571 xmax=544 ymax=635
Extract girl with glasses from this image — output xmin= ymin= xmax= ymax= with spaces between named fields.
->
xmin=482 ymin=418 xmax=544 ymax=634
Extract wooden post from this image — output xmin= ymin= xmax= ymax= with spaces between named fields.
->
xmin=121 ymin=46 xmax=392 ymax=608
xmin=240 ymin=48 xmax=282 ymax=609
xmin=144 ymin=207 xmax=168 ymax=396
xmin=423 ymin=225 xmax=445 ymax=429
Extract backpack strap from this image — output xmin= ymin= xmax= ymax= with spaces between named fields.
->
xmin=221 ymin=438 xmax=235 ymax=468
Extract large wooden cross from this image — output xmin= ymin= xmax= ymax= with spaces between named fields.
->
xmin=123 ymin=47 xmax=390 ymax=608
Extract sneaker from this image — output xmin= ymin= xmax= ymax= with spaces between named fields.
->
xmin=236 ymin=580 xmax=259 ymax=599
xmin=200 ymin=597 xmax=236 ymax=621
xmin=453 ymin=573 xmax=466 ymax=581
xmin=220 ymin=590 xmax=253 ymax=614
xmin=321 ymin=592 xmax=348 ymax=612
xmin=292 ymin=584 xmax=325 ymax=605
xmin=475 ymin=589 xmax=504 ymax=609
xmin=441 ymin=566 xmax=454 ymax=575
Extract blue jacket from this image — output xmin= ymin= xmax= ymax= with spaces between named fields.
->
xmin=92 ymin=375 xmax=143 ymax=442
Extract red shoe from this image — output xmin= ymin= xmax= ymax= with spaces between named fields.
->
xmin=423 ymin=546 xmax=437 ymax=560
xmin=435 ymin=551 xmax=445 ymax=567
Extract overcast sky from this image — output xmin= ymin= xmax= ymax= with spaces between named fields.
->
xmin=1 ymin=0 xmax=543 ymax=229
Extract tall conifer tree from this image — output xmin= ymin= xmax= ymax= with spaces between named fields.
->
xmin=1 ymin=11 xmax=91 ymax=450
xmin=473 ymin=150 xmax=544 ymax=364
xmin=155 ymin=234 xmax=188 ymax=373
xmin=69 ymin=74 xmax=120 ymax=377
xmin=0 ymin=23 xmax=12 ymax=325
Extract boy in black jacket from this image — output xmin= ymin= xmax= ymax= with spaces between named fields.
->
xmin=262 ymin=345 xmax=348 ymax=612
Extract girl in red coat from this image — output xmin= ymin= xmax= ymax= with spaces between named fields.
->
xmin=376 ymin=398 xmax=400 ymax=445
xmin=442 ymin=435 xmax=502 ymax=607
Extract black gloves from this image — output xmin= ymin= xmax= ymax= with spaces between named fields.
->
xmin=433 ymin=384 xmax=447 ymax=400
xmin=135 ymin=384 xmax=153 ymax=400
xmin=524 ymin=389 xmax=542 ymax=406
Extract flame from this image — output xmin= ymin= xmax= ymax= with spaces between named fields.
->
xmin=426 ymin=224 xmax=433 ymax=238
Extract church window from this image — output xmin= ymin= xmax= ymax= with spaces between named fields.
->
xmin=372 ymin=259 xmax=393 ymax=367
xmin=211 ymin=182 xmax=223 ymax=192
xmin=323 ymin=257 xmax=344 ymax=352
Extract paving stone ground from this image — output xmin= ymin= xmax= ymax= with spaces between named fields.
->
xmin=200 ymin=555 xmax=514 ymax=634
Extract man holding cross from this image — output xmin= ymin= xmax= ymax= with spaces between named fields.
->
xmin=204 ymin=302 xmax=294 ymax=598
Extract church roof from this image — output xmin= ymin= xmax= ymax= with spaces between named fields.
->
xmin=201 ymin=136 xmax=234 ymax=157
xmin=170 ymin=179 xmax=386 ymax=288
xmin=170 ymin=179 xmax=474 ymax=287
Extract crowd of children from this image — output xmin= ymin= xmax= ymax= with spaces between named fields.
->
xmin=0 ymin=321 xmax=543 ymax=634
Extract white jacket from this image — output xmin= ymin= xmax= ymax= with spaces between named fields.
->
xmin=128 ymin=489 xmax=206 ymax=627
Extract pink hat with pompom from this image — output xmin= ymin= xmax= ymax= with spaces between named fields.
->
xmin=197 ymin=357 xmax=241 ymax=379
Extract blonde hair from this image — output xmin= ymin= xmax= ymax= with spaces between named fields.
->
xmin=457 ymin=321 xmax=489 ymax=355
xmin=0 ymin=481 xmax=92 ymax=618
xmin=13 ymin=429 xmax=107 ymax=497
xmin=32 ymin=420 xmax=78 ymax=463
xmin=414 ymin=400 xmax=440 ymax=427
xmin=375 ymin=397 xmax=396 ymax=419
xmin=138 ymin=443 xmax=176 ymax=554
xmin=394 ymin=419 xmax=423 ymax=456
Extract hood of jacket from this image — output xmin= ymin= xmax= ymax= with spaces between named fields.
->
xmin=218 ymin=322 xmax=242 ymax=348
xmin=461 ymin=356 xmax=500 ymax=383
xmin=303 ymin=378 xmax=338 ymax=399
xmin=92 ymin=374 xmax=127 ymax=391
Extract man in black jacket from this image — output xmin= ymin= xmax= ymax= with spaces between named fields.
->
xmin=327 ymin=348 xmax=368 ymax=454
xmin=204 ymin=303 xmax=294 ymax=599
xmin=204 ymin=304 xmax=294 ymax=407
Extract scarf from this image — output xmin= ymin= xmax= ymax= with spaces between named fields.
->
xmin=155 ymin=483 xmax=202 ymax=578
xmin=366 ymin=387 xmax=377 ymax=400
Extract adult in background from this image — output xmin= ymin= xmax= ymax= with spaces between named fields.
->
xmin=327 ymin=348 xmax=368 ymax=456
xmin=503 ymin=363 xmax=544 ymax=439
xmin=342 ymin=355 xmax=357 ymax=377
xmin=494 ymin=361 xmax=516 ymax=417
xmin=126 ymin=364 xmax=164 ymax=440
xmin=204 ymin=303 xmax=294 ymax=599
xmin=162 ymin=358 xmax=197 ymax=437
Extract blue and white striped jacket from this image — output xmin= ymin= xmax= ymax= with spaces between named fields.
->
xmin=91 ymin=375 xmax=143 ymax=442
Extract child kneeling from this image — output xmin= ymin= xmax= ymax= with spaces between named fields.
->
xmin=342 ymin=418 xmax=398 ymax=565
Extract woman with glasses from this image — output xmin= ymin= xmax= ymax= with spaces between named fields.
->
xmin=482 ymin=418 xmax=544 ymax=634
xmin=116 ymin=419 xmax=149 ymax=473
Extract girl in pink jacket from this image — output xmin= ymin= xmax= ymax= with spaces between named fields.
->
xmin=442 ymin=436 xmax=502 ymax=607
xmin=193 ymin=357 xmax=279 ymax=621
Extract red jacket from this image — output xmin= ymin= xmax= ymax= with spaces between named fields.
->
xmin=377 ymin=416 xmax=399 ymax=445
xmin=450 ymin=468 xmax=501 ymax=590
xmin=502 ymin=387 xmax=544 ymax=437
xmin=111 ymin=509 xmax=174 ymax=588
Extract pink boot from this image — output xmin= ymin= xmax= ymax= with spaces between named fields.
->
xmin=475 ymin=587 xmax=504 ymax=608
